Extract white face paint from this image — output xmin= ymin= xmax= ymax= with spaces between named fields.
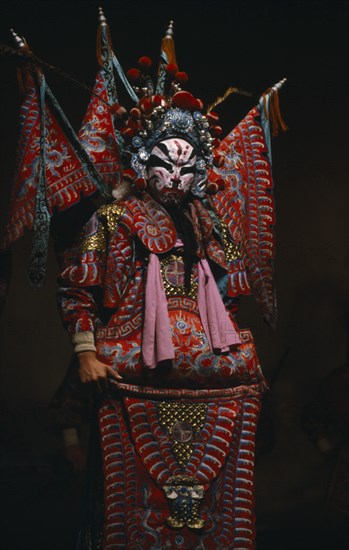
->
xmin=147 ymin=138 xmax=197 ymax=206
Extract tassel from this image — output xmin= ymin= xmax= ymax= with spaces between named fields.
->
xmin=159 ymin=21 xmax=177 ymax=67
xmin=156 ymin=21 xmax=177 ymax=94
xmin=266 ymin=90 xmax=288 ymax=136
xmin=160 ymin=35 xmax=177 ymax=67
xmin=262 ymin=78 xmax=288 ymax=137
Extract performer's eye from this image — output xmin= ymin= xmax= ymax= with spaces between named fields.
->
xmin=148 ymin=155 xmax=173 ymax=172
xmin=180 ymin=166 xmax=195 ymax=176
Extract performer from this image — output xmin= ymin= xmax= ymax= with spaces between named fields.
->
xmin=57 ymin=21 xmax=287 ymax=549
xmin=1 ymin=11 xmax=286 ymax=550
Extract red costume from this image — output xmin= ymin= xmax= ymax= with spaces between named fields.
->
xmin=58 ymin=191 xmax=267 ymax=549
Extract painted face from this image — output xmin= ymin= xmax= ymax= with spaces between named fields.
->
xmin=147 ymin=138 xmax=197 ymax=205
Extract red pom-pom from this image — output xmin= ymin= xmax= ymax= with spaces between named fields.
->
xmin=121 ymin=127 xmax=135 ymax=140
xmin=207 ymin=111 xmax=219 ymax=124
xmin=129 ymin=107 xmax=142 ymax=120
xmin=123 ymin=168 xmax=136 ymax=181
xmin=211 ymin=125 xmax=223 ymax=137
xmin=139 ymin=97 xmax=153 ymax=115
xmin=175 ymin=71 xmax=188 ymax=83
xmin=151 ymin=94 xmax=162 ymax=107
xmin=206 ymin=182 xmax=219 ymax=195
xmin=127 ymin=119 xmax=142 ymax=131
xmin=110 ymin=102 xmax=120 ymax=114
xmin=213 ymin=154 xmax=224 ymax=168
xmin=166 ymin=63 xmax=178 ymax=75
xmin=110 ymin=103 xmax=128 ymax=119
xmin=194 ymin=98 xmax=204 ymax=111
xmin=171 ymin=91 xmax=197 ymax=111
xmin=212 ymin=138 xmax=221 ymax=148
xmin=127 ymin=68 xmax=141 ymax=82
xmin=138 ymin=56 xmax=152 ymax=69
xmin=135 ymin=177 xmax=147 ymax=191
xmin=215 ymin=178 xmax=226 ymax=191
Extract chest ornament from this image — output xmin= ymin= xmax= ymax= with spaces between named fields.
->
xmin=159 ymin=255 xmax=198 ymax=300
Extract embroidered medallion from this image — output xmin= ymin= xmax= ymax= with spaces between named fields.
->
xmin=127 ymin=193 xmax=176 ymax=254
xmin=159 ymin=256 xmax=198 ymax=299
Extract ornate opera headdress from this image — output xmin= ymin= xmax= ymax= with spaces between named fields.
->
xmin=105 ymin=18 xmax=227 ymax=198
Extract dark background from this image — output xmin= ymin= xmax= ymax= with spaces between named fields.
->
xmin=0 ymin=1 xmax=348 ymax=549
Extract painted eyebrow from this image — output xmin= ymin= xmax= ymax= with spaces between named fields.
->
xmin=148 ymin=154 xmax=173 ymax=171
xmin=180 ymin=165 xmax=196 ymax=175
xmin=157 ymin=142 xmax=172 ymax=159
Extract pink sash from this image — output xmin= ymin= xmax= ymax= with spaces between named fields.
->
xmin=142 ymin=254 xmax=241 ymax=369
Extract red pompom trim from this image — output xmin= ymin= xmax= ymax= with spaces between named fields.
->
xmin=212 ymin=138 xmax=221 ymax=148
xmin=151 ymin=94 xmax=162 ymax=107
xmin=138 ymin=56 xmax=152 ymax=69
xmin=195 ymin=98 xmax=204 ymax=111
xmin=207 ymin=111 xmax=219 ymax=124
xmin=175 ymin=71 xmax=188 ymax=83
xmin=171 ymin=91 xmax=197 ymax=111
xmin=121 ymin=127 xmax=135 ymax=140
xmin=110 ymin=102 xmax=120 ymax=114
xmin=135 ymin=177 xmax=147 ymax=191
xmin=110 ymin=103 xmax=128 ymax=119
xmin=127 ymin=119 xmax=142 ymax=131
xmin=166 ymin=63 xmax=178 ymax=75
xmin=215 ymin=178 xmax=226 ymax=191
xmin=129 ymin=107 xmax=142 ymax=120
xmin=211 ymin=125 xmax=223 ymax=137
xmin=206 ymin=182 xmax=219 ymax=195
xmin=123 ymin=168 xmax=136 ymax=181
xmin=127 ymin=68 xmax=141 ymax=82
xmin=213 ymin=154 xmax=224 ymax=168
xmin=139 ymin=97 xmax=153 ymax=115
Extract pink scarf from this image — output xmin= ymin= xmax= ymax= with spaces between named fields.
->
xmin=142 ymin=254 xmax=241 ymax=369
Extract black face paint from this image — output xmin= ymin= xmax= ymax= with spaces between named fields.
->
xmin=147 ymin=138 xmax=197 ymax=206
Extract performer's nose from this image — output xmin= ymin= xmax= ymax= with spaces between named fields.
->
xmin=171 ymin=177 xmax=181 ymax=187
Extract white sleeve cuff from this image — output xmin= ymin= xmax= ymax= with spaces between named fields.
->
xmin=72 ymin=331 xmax=97 ymax=353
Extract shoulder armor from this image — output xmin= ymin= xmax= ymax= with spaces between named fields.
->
xmin=80 ymin=202 xmax=129 ymax=254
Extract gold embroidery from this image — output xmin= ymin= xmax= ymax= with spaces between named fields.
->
xmin=219 ymin=220 xmax=241 ymax=261
xmin=157 ymin=401 xmax=208 ymax=467
xmin=81 ymin=227 xmax=106 ymax=253
xmin=97 ymin=203 xmax=127 ymax=234
xmin=80 ymin=203 xmax=126 ymax=253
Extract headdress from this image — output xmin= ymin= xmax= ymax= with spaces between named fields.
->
xmin=99 ymin=16 xmax=227 ymax=197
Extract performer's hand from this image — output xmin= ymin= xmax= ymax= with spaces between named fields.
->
xmin=77 ymin=351 xmax=123 ymax=384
